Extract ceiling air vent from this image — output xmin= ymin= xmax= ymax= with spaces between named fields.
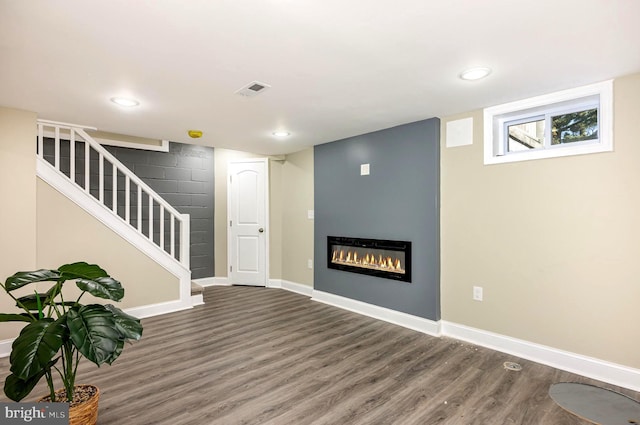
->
xmin=235 ymin=81 xmax=271 ymax=97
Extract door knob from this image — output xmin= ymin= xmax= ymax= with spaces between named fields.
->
xmin=258 ymin=228 xmax=264 ymax=233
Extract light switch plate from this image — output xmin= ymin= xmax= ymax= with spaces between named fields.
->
xmin=307 ymin=210 xmax=314 ymax=219
xmin=360 ymin=163 xmax=370 ymax=175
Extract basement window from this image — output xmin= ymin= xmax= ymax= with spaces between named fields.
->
xmin=483 ymin=80 xmax=613 ymax=165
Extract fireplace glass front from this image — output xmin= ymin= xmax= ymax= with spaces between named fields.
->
xmin=327 ymin=236 xmax=411 ymax=282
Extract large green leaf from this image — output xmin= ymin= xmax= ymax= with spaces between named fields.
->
xmin=58 ymin=262 xmax=108 ymax=280
xmin=76 ymin=276 xmax=124 ymax=301
xmin=105 ymin=304 xmax=143 ymax=341
xmin=105 ymin=338 xmax=125 ymax=365
xmin=4 ymin=269 xmax=60 ymax=292
xmin=4 ymin=373 xmax=43 ymax=402
xmin=66 ymin=305 xmax=121 ymax=366
xmin=4 ymin=359 xmax=57 ymax=402
xmin=9 ymin=318 xmax=67 ymax=380
xmin=16 ymin=293 xmax=48 ymax=311
xmin=15 ymin=293 xmax=74 ymax=315
xmin=0 ymin=313 xmax=34 ymax=323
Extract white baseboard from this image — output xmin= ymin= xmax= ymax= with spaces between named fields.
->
xmin=311 ymin=290 xmax=441 ymax=337
xmin=441 ymin=321 xmax=640 ymax=392
xmin=193 ymin=277 xmax=230 ymax=287
xmin=282 ymin=280 xmax=314 ymax=297
xmin=0 ymin=339 xmax=12 ymax=358
xmin=4 ymin=275 xmax=637 ymax=391
xmin=124 ymin=299 xmax=193 ymax=320
xmin=268 ymin=279 xmax=314 ymax=297
xmin=267 ymin=279 xmax=282 ymax=289
xmin=191 ymin=294 xmax=204 ymax=306
xmin=307 ymin=292 xmax=640 ymax=391
xmin=0 ymin=298 xmax=195 ymax=358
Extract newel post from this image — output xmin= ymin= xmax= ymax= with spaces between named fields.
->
xmin=180 ymin=213 xmax=190 ymax=269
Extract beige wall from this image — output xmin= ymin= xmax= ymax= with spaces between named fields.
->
xmin=214 ymin=147 xmax=314 ymax=287
xmin=0 ymin=107 xmax=38 ymax=340
xmin=281 ymin=148 xmax=314 ymax=286
xmin=36 ymin=179 xmax=179 ymax=308
xmin=440 ymin=73 xmax=640 ymax=369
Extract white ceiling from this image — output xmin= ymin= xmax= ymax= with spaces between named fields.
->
xmin=1 ymin=0 xmax=639 ymax=155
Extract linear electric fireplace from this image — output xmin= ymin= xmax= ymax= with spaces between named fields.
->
xmin=327 ymin=236 xmax=412 ymax=282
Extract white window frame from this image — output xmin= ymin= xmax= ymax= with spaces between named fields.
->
xmin=483 ymin=80 xmax=613 ymax=165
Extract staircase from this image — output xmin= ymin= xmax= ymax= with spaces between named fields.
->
xmin=36 ymin=119 xmax=193 ymax=315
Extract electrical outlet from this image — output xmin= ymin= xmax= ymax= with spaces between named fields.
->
xmin=473 ymin=286 xmax=483 ymax=301
xmin=307 ymin=259 xmax=313 ymax=269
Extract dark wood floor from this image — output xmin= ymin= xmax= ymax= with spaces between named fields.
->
xmin=0 ymin=286 xmax=638 ymax=424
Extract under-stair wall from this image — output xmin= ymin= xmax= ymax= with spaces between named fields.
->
xmin=36 ymin=178 xmax=183 ymax=311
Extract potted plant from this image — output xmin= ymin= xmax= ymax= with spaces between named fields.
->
xmin=0 ymin=262 xmax=142 ymax=425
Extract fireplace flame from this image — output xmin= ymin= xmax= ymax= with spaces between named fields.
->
xmin=331 ymin=248 xmax=405 ymax=274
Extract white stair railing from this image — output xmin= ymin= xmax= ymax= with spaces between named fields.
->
xmin=36 ymin=119 xmax=190 ymax=269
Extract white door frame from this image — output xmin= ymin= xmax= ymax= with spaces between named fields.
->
xmin=227 ymin=158 xmax=269 ymax=285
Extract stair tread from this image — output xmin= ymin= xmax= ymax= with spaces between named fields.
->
xmin=191 ymin=282 xmax=204 ymax=295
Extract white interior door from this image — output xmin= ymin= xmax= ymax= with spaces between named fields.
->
xmin=228 ymin=159 xmax=268 ymax=286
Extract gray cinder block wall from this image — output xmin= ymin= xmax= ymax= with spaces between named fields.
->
xmin=106 ymin=143 xmax=215 ymax=279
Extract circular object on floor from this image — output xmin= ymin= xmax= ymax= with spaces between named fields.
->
xmin=549 ymin=382 xmax=640 ymax=424
xmin=503 ymin=361 xmax=522 ymax=371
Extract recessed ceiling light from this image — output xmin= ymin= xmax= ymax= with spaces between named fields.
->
xmin=459 ymin=67 xmax=492 ymax=81
xmin=272 ymin=131 xmax=290 ymax=137
xmin=110 ymin=97 xmax=140 ymax=107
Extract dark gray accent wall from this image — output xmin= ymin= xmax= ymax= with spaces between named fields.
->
xmin=314 ymin=118 xmax=440 ymax=320
xmin=106 ymin=142 xmax=215 ymax=279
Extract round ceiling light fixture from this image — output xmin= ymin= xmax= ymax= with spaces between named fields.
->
xmin=272 ymin=131 xmax=290 ymax=137
xmin=459 ymin=67 xmax=492 ymax=81
xmin=110 ymin=97 xmax=140 ymax=107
